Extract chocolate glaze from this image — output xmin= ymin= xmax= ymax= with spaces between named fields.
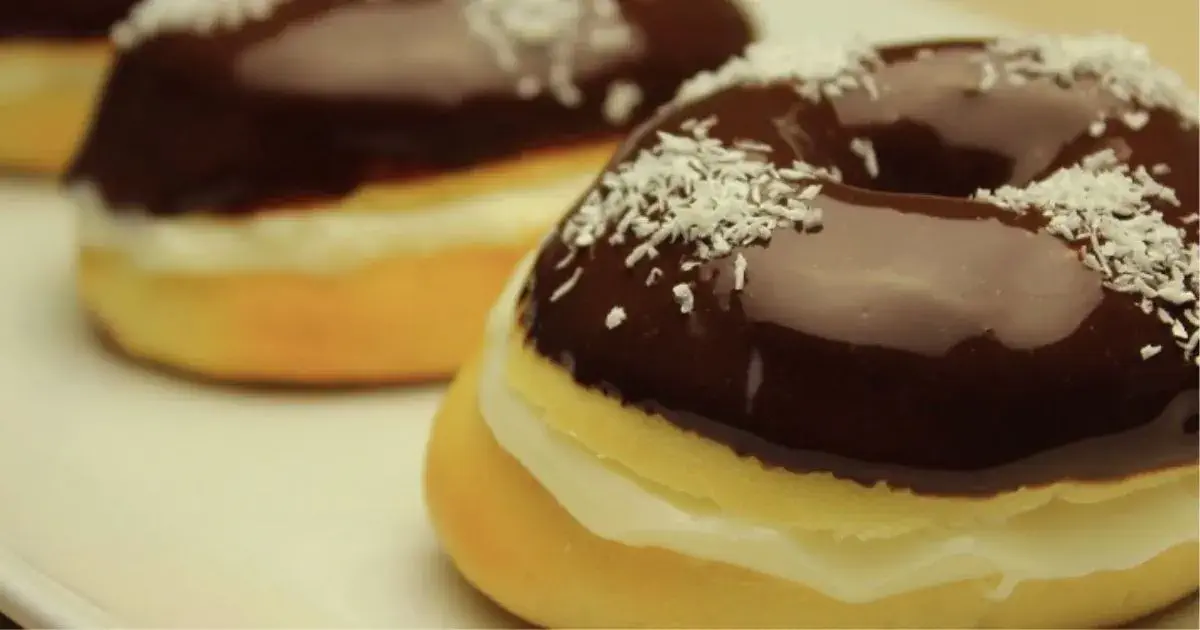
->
xmin=65 ymin=0 xmax=754 ymax=217
xmin=520 ymin=40 xmax=1200 ymax=496
xmin=0 ymin=0 xmax=138 ymax=38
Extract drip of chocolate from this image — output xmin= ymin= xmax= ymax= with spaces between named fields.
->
xmin=66 ymin=0 xmax=755 ymax=216
xmin=520 ymin=40 xmax=1200 ymax=496
xmin=0 ymin=0 xmax=139 ymax=38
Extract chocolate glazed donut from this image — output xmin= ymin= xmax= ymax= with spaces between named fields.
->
xmin=0 ymin=0 xmax=139 ymax=37
xmin=519 ymin=39 xmax=1200 ymax=496
xmin=67 ymin=0 xmax=754 ymax=217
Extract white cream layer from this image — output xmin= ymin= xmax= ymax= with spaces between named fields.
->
xmin=477 ymin=260 xmax=1199 ymax=603
xmin=71 ymin=174 xmax=593 ymax=273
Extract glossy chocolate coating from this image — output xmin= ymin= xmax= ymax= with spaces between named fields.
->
xmin=0 ymin=0 xmax=137 ymax=38
xmin=520 ymin=41 xmax=1200 ymax=496
xmin=66 ymin=0 xmax=754 ymax=216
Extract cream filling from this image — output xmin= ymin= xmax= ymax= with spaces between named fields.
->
xmin=70 ymin=175 xmax=591 ymax=273
xmin=476 ymin=261 xmax=1199 ymax=603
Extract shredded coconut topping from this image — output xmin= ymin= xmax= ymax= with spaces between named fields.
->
xmin=1121 ymin=110 xmax=1151 ymax=130
xmin=733 ymin=252 xmax=748 ymax=291
xmin=465 ymin=0 xmax=633 ymax=107
xmin=1088 ymin=120 xmax=1107 ymax=137
xmin=674 ymin=40 xmax=882 ymax=106
xmin=988 ymin=34 xmax=1199 ymax=124
xmin=849 ymin=137 xmax=879 ymax=179
xmin=603 ymin=80 xmax=644 ymax=125
xmin=974 ymin=149 xmax=1198 ymax=363
xmin=112 ymin=0 xmax=287 ymax=48
xmin=549 ymin=266 xmax=582 ymax=302
xmin=605 ymin=306 xmax=627 ymax=329
xmin=551 ymin=117 xmax=837 ymax=310
xmin=672 ymin=283 xmax=695 ymax=314
xmin=977 ymin=61 xmax=998 ymax=92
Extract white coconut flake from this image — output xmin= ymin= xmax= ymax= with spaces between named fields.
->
xmin=561 ymin=117 xmax=833 ymax=267
xmin=549 ymin=266 xmax=583 ymax=302
xmin=988 ymin=33 xmax=1199 ymax=124
xmin=672 ymin=283 xmax=695 ymax=314
xmin=516 ymin=75 xmax=543 ymax=99
xmin=849 ymin=137 xmax=879 ymax=178
xmin=605 ymin=306 xmax=627 ymax=329
xmin=673 ymin=40 xmax=882 ymax=106
xmin=733 ymin=252 xmax=748 ymax=291
xmin=977 ymin=61 xmax=998 ymax=91
xmin=734 ymin=138 xmax=774 ymax=154
xmin=552 ymin=117 xmax=837 ymax=312
xmin=464 ymin=0 xmax=634 ymax=107
xmin=974 ymin=149 xmax=1198 ymax=363
xmin=1122 ymin=110 xmax=1151 ymax=130
xmin=1151 ymin=163 xmax=1171 ymax=176
xmin=1088 ymin=119 xmax=1107 ymax=137
xmin=603 ymin=79 xmax=643 ymax=125
xmin=1140 ymin=344 xmax=1163 ymax=359
xmin=111 ymin=0 xmax=288 ymax=48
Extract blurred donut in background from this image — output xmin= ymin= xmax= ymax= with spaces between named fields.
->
xmin=0 ymin=0 xmax=139 ymax=174
xmin=67 ymin=0 xmax=757 ymax=385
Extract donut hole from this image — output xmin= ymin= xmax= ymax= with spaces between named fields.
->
xmin=846 ymin=121 xmax=1014 ymax=198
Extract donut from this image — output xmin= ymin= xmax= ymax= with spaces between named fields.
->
xmin=0 ymin=0 xmax=139 ymax=174
xmin=66 ymin=0 xmax=755 ymax=385
xmin=424 ymin=35 xmax=1200 ymax=628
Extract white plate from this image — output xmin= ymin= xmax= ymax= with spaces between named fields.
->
xmin=0 ymin=1 xmax=1194 ymax=627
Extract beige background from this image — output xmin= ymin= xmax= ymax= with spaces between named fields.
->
xmin=951 ymin=0 xmax=1199 ymax=84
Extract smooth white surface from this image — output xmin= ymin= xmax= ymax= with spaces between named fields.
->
xmin=0 ymin=0 xmax=1194 ymax=627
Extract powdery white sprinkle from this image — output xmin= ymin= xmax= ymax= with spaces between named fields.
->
xmin=672 ymin=283 xmax=695 ymax=314
xmin=111 ymin=0 xmax=287 ymax=48
xmin=974 ymin=149 xmax=1198 ymax=363
xmin=849 ymin=137 xmax=879 ymax=178
xmin=673 ymin=40 xmax=882 ymax=106
xmin=464 ymin=0 xmax=633 ymax=107
xmin=549 ymin=266 xmax=582 ymax=302
xmin=605 ymin=306 xmax=627 ymax=329
xmin=733 ymin=252 xmax=748 ymax=291
xmin=1141 ymin=344 xmax=1163 ymax=359
xmin=603 ymin=80 xmax=643 ymax=125
xmin=988 ymin=33 xmax=1198 ymax=124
